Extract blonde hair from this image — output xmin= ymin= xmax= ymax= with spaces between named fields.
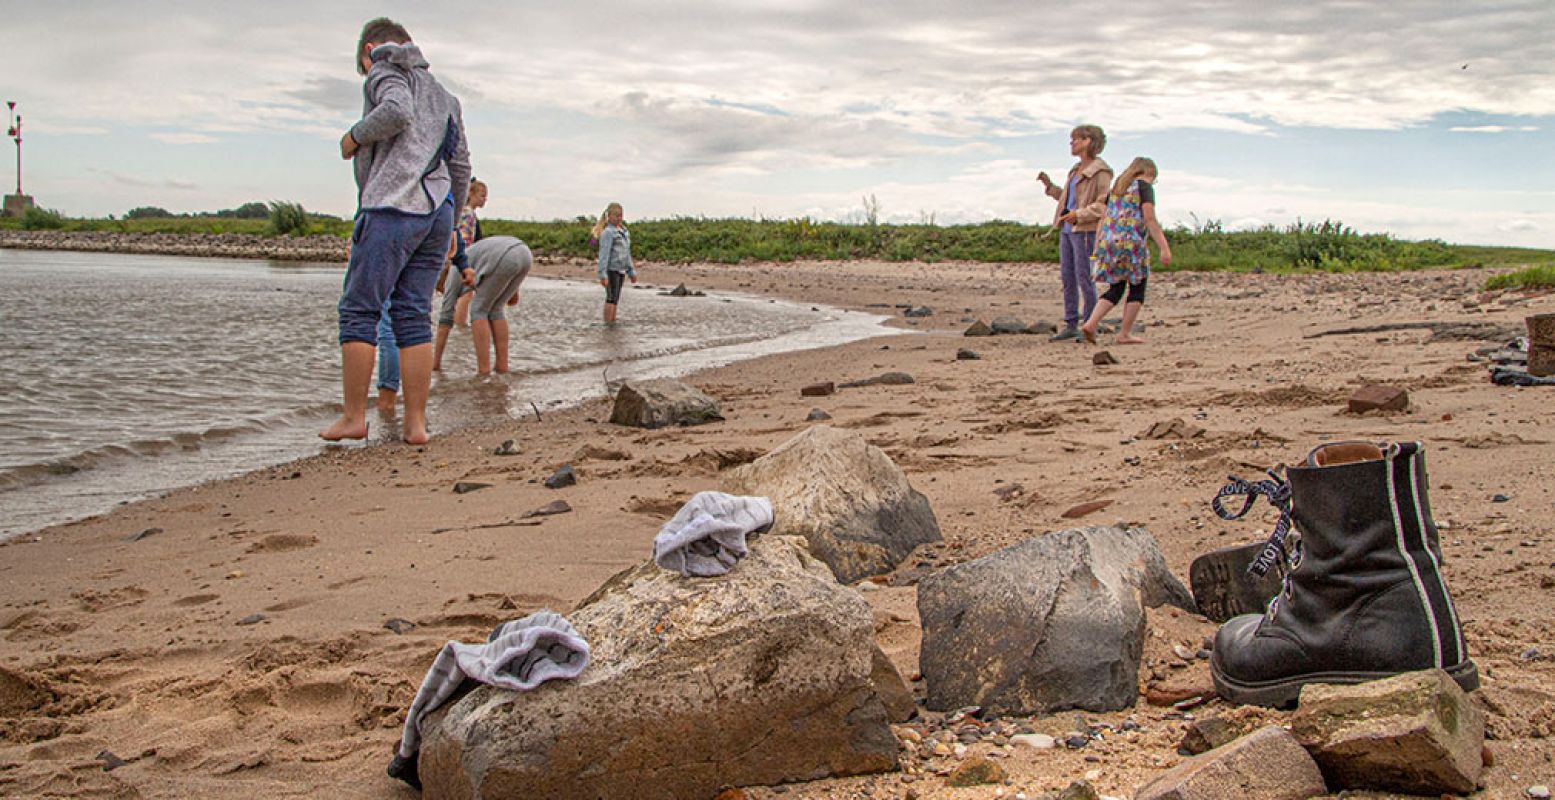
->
xmin=1110 ymin=157 xmax=1158 ymax=198
xmin=1072 ymin=125 xmax=1106 ymax=158
xmin=590 ymin=202 xmax=624 ymax=239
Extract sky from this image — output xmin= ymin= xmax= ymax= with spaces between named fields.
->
xmin=3 ymin=1 xmax=1553 ymax=248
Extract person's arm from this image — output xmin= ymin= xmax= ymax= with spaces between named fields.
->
xmin=446 ymin=100 xmax=472 ymax=216
xmin=624 ymin=233 xmax=636 ymax=280
xmin=348 ymin=68 xmax=413 ymax=150
xmin=1073 ymin=169 xmax=1112 ymax=226
xmin=597 ymin=228 xmax=614 ymax=282
xmin=1141 ymin=200 xmax=1172 ymax=266
xmin=1037 ymin=171 xmax=1061 ymax=201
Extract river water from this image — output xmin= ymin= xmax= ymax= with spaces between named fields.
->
xmin=0 ymin=249 xmax=889 ymax=539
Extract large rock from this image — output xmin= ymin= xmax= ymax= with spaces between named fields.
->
xmin=721 ymin=426 xmax=941 ymax=584
xmin=1290 ymin=669 xmax=1483 ymax=795
xmin=1135 ymin=725 xmax=1327 ymax=800
xmin=417 ymin=536 xmax=898 ymax=799
xmin=918 ymin=525 xmax=1195 ymax=715
xmin=609 ymin=379 xmax=724 ymax=429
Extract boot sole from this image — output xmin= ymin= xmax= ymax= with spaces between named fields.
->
xmin=1210 ymin=657 xmax=1480 ymax=708
xmin=1189 ymin=542 xmax=1285 ymax=623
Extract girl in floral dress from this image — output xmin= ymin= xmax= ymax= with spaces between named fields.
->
xmin=1082 ymin=157 xmax=1172 ymax=345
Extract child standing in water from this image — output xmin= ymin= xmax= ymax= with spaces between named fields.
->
xmin=450 ymin=178 xmax=487 ymax=327
xmin=1082 ymin=157 xmax=1171 ymax=345
xmin=595 ymin=202 xmax=636 ymax=324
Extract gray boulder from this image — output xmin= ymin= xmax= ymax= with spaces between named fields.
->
xmin=417 ymin=536 xmax=898 ymax=799
xmin=722 ymin=426 xmax=941 ymax=584
xmin=608 ymin=379 xmax=724 ymax=429
xmin=918 ymin=525 xmax=1195 ymax=715
xmin=990 ymin=316 xmax=1028 ymax=334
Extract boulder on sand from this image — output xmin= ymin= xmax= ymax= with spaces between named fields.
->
xmin=609 ymin=379 xmax=724 ymax=429
xmin=918 ymin=525 xmax=1195 ymax=715
xmin=721 ymin=425 xmax=942 ymax=584
xmin=416 ymin=536 xmax=898 ymax=800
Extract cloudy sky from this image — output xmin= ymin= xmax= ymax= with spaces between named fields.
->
xmin=3 ymin=1 xmax=1553 ymax=247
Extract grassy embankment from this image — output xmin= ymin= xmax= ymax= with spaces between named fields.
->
xmin=5 ymin=213 xmax=1553 ymax=278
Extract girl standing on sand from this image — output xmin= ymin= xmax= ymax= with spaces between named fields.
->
xmin=595 ymin=202 xmax=637 ymax=324
xmin=1081 ymin=157 xmax=1171 ymax=345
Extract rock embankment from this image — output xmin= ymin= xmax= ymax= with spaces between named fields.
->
xmin=0 ymin=230 xmax=349 ymax=262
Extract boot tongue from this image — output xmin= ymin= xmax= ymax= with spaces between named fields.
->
xmin=1308 ymin=441 xmax=1384 ymax=467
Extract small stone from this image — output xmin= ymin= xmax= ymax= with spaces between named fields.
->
xmin=956 ymin=348 xmax=982 ymax=360
xmin=964 ymin=320 xmax=994 ymax=337
xmin=522 ymin=500 xmax=572 ymax=518
xmin=452 ymin=481 xmax=492 ymax=494
xmin=384 ymin=618 xmax=416 ymax=634
xmin=1060 ymin=499 xmax=1113 ymax=519
xmin=932 ymin=742 xmax=953 ymax=757
xmin=127 ymin=527 xmax=163 ymax=542
xmin=1347 ymin=384 xmax=1409 ymax=413
xmin=225 ymin=570 xmax=244 ymax=580
xmin=805 ymin=408 xmax=831 ymax=421
xmin=1519 ymin=646 xmax=1540 ymax=661
xmin=236 ymin=613 xmax=266 ymax=626
xmin=1011 ymin=733 xmax=1056 ymax=750
xmin=1172 ymin=644 xmax=1196 ymax=661
xmin=904 ymin=306 xmax=933 ymax=318
xmin=1093 ymin=351 xmax=1120 ymax=366
xmin=493 ymin=439 xmax=521 ymax=456
xmin=97 ymin=750 xmax=130 ymax=771
xmin=1526 ymin=785 xmax=1551 ymax=799
xmin=800 ymin=382 xmax=836 ymax=397
xmin=1492 ymin=493 xmax=1511 ymax=503
xmin=1064 ymin=734 xmax=1090 ymax=749
xmin=944 ymin=756 xmax=1005 ymax=787
xmin=544 ymin=465 xmax=577 ymax=489
xmin=953 ymin=743 xmax=968 ymax=758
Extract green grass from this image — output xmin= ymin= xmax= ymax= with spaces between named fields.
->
xmin=5 ymin=212 xmax=1553 ymax=273
xmin=1486 ymin=264 xmax=1555 ymax=291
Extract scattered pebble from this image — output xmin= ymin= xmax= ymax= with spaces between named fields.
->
xmin=235 ymin=613 xmax=266 ymax=626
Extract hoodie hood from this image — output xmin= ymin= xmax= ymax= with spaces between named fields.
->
xmin=370 ymin=41 xmax=429 ymax=71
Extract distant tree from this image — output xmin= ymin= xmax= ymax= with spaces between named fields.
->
xmin=125 ymin=206 xmax=174 ymax=219
xmin=228 ymin=202 xmax=270 ymax=219
xmin=21 ymin=207 xmax=66 ymax=230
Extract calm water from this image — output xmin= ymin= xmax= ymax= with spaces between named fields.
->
xmin=0 ymin=249 xmax=889 ymax=539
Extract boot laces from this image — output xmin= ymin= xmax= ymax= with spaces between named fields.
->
xmin=1212 ymin=469 xmax=1295 ymax=579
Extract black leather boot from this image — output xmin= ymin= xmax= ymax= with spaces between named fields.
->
xmin=1209 ymin=441 xmax=1477 ymax=707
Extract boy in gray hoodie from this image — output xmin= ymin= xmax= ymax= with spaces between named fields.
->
xmin=321 ymin=17 xmax=472 ymax=445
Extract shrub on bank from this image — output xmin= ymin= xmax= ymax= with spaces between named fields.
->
xmin=1486 ymin=265 xmax=1555 ymax=291
xmin=267 ymin=201 xmax=310 ymax=236
xmin=20 ymin=207 xmax=65 ymax=230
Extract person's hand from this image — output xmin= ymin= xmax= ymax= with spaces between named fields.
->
xmin=1037 ymin=171 xmax=1052 ymax=186
xmin=599 ymin=278 xmax=608 ymax=287
xmin=1159 ymin=246 xmax=1173 ymax=267
xmin=1057 ymin=211 xmax=1077 ymax=225
xmin=506 ymin=291 xmax=520 ymax=307
xmin=629 ymin=275 xmax=638 ymax=284
xmin=435 ymin=275 xmax=446 ymax=293
xmin=340 ymin=131 xmax=358 ymax=160
xmin=461 ymin=268 xmax=476 ymax=288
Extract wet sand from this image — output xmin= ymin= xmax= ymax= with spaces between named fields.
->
xmin=2 ymin=258 xmax=1552 ymax=798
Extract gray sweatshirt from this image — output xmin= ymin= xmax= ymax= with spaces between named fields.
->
xmin=350 ymin=42 xmax=471 ymax=216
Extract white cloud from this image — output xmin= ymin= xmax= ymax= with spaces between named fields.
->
xmin=149 ymin=132 xmax=219 ymax=145
xmin=1449 ymin=125 xmax=1540 ymax=133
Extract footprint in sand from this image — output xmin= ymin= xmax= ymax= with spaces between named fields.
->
xmin=172 ymin=593 xmax=221 ymax=607
xmin=244 ymin=533 xmax=319 ymax=554
xmin=72 ymin=586 xmax=150 ymax=613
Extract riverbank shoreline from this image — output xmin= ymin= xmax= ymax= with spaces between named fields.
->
xmin=2 ymin=258 xmax=1553 ymax=798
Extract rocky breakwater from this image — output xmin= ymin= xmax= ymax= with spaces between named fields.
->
xmin=415 ymin=534 xmax=900 ymax=799
xmin=0 ymin=230 xmax=349 ymax=262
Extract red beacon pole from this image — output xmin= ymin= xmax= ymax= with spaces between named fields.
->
xmin=6 ymin=101 xmax=20 ymax=197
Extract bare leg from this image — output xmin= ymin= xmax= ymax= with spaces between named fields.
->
xmin=492 ymin=318 xmax=510 ymax=373
xmin=321 ymin=342 xmax=374 ymax=440
xmin=399 ymin=343 xmax=433 ymax=445
xmin=471 ymin=319 xmax=493 ymax=375
xmin=432 ymin=323 xmax=452 ymax=371
xmin=603 ymin=302 xmax=617 ymax=324
xmin=1115 ymin=301 xmax=1146 ymax=344
xmin=454 ymin=293 xmax=472 ymax=327
xmin=1080 ymin=298 xmax=1115 ymax=344
xmin=376 ymin=387 xmax=398 ymax=417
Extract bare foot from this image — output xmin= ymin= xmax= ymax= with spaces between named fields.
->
xmin=1081 ymin=325 xmax=1098 ymax=344
xmin=1115 ymin=335 xmax=1147 ymax=345
xmin=319 ymin=416 xmax=368 ymax=441
xmin=403 ymin=426 xmax=430 ymax=445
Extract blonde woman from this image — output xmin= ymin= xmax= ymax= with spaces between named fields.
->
xmin=1081 ymin=157 xmax=1172 ymax=345
xmin=1037 ymin=125 xmax=1113 ymax=341
xmin=595 ymin=203 xmax=636 ymax=323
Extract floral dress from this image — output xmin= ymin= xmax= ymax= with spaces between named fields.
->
xmin=1090 ymin=179 xmax=1152 ymax=285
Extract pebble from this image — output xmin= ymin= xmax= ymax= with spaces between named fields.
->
xmin=1064 ymin=734 xmax=1090 ymax=749
xmin=1527 ymin=786 xmax=1551 ymax=800
xmin=1172 ymin=644 xmax=1196 ymax=660
xmin=1520 ymin=647 xmax=1541 ymax=661
xmin=1012 ymin=733 xmax=1056 ymax=750
xmin=235 ymin=613 xmax=266 ymax=626
xmin=953 ymin=743 xmax=967 ymax=758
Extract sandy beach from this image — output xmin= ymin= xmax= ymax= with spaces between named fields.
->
xmin=2 ymin=257 xmax=1552 ymax=799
